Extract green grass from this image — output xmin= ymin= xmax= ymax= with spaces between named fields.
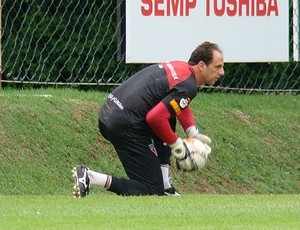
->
xmin=1 ymin=194 xmax=299 ymax=229
xmin=0 ymin=88 xmax=299 ymax=195
xmin=0 ymin=88 xmax=299 ymax=229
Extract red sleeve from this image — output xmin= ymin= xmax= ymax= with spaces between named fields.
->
xmin=177 ymin=106 xmax=196 ymax=131
xmin=146 ymin=102 xmax=177 ymax=144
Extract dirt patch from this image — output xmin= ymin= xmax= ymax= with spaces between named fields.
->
xmin=0 ymin=123 xmax=9 ymax=149
xmin=69 ymin=99 xmax=99 ymax=120
xmin=0 ymin=124 xmax=7 ymax=139
xmin=232 ymin=109 xmax=251 ymax=124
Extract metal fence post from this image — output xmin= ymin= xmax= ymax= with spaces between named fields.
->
xmin=0 ymin=0 xmax=2 ymax=88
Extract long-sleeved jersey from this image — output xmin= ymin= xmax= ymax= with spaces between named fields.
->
xmin=99 ymin=61 xmax=198 ymax=144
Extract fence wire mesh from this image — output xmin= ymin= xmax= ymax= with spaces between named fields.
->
xmin=0 ymin=0 xmax=299 ymax=93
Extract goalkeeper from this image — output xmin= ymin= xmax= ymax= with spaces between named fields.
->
xmin=73 ymin=41 xmax=224 ymax=197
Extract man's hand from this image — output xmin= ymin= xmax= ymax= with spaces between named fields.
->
xmin=169 ymin=138 xmax=190 ymax=160
xmin=185 ymin=126 xmax=211 ymax=144
xmin=194 ymin=133 xmax=211 ymax=145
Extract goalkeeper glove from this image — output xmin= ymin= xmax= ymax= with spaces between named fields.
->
xmin=185 ymin=126 xmax=211 ymax=145
xmin=194 ymin=133 xmax=211 ymax=145
xmin=169 ymin=138 xmax=190 ymax=160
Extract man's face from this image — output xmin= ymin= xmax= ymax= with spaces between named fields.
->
xmin=202 ymin=50 xmax=224 ymax=85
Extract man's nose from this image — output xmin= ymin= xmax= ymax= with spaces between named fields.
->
xmin=219 ymin=67 xmax=224 ymax=76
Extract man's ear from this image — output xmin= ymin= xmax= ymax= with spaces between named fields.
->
xmin=198 ymin=61 xmax=206 ymax=70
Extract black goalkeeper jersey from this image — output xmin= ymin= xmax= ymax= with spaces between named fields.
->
xmin=99 ymin=61 xmax=198 ymax=139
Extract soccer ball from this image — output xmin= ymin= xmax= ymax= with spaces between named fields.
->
xmin=176 ymin=137 xmax=211 ymax=171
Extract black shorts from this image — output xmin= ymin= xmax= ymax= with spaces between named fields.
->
xmin=99 ymin=119 xmax=170 ymax=195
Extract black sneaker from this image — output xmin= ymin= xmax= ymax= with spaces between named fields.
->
xmin=72 ymin=165 xmax=90 ymax=198
xmin=164 ymin=186 xmax=181 ymax=197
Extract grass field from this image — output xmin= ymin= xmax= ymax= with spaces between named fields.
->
xmin=0 ymin=88 xmax=299 ymax=229
xmin=0 ymin=88 xmax=299 ymax=195
xmin=1 ymin=194 xmax=299 ymax=229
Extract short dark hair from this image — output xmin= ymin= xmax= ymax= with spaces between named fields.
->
xmin=188 ymin=41 xmax=222 ymax=65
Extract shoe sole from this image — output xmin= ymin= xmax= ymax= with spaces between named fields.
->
xmin=164 ymin=192 xmax=181 ymax=197
xmin=72 ymin=167 xmax=81 ymax=198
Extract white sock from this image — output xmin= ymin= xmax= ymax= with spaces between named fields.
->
xmin=87 ymin=170 xmax=112 ymax=189
xmin=160 ymin=164 xmax=171 ymax=189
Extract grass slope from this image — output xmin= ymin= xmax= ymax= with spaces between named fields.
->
xmin=0 ymin=88 xmax=299 ymax=195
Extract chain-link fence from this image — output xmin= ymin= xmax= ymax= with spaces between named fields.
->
xmin=0 ymin=0 xmax=299 ymax=93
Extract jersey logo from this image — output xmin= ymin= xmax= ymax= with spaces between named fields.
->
xmin=149 ymin=144 xmax=158 ymax=156
xmin=170 ymin=98 xmax=190 ymax=115
xmin=169 ymin=99 xmax=181 ymax=115
xmin=179 ymin=98 xmax=190 ymax=109
xmin=165 ymin=62 xmax=178 ymax=80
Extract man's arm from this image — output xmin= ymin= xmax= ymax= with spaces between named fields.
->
xmin=146 ymin=102 xmax=177 ymax=144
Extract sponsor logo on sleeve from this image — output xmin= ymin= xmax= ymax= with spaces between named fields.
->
xmin=179 ymin=98 xmax=190 ymax=109
xmin=169 ymin=99 xmax=181 ymax=115
xmin=170 ymin=98 xmax=190 ymax=115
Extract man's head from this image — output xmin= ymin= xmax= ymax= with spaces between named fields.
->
xmin=188 ymin=41 xmax=224 ymax=86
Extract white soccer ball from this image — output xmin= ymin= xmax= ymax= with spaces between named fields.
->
xmin=176 ymin=137 xmax=212 ymax=171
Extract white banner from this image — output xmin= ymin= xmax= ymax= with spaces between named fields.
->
xmin=126 ymin=0 xmax=289 ymax=63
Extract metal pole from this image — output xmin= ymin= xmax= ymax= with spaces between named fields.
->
xmin=293 ymin=0 xmax=300 ymax=61
xmin=116 ymin=0 xmax=125 ymax=62
xmin=0 ymin=0 xmax=2 ymax=88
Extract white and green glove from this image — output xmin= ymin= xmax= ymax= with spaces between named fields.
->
xmin=185 ymin=126 xmax=211 ymax=144
xmin=169 ymin=138 xmax=190 ymax=160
